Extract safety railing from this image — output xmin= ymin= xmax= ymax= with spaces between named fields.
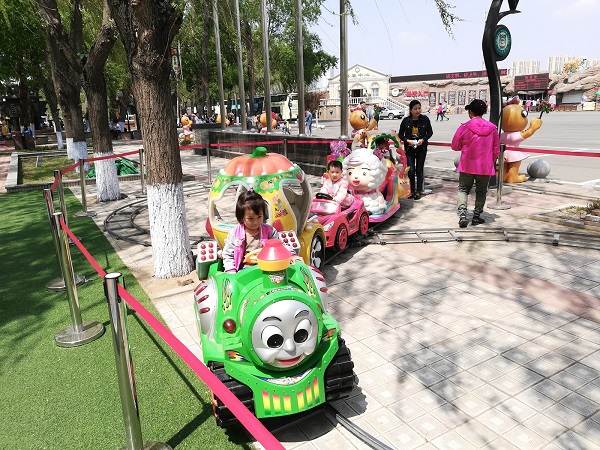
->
xmin=43 ymin=145 xmax=285 ymax=449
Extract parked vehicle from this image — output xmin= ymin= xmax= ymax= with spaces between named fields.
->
xmin=378 ymin=107 xmax=405 ymax=120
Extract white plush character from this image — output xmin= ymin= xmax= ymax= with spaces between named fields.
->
xmin=343 ymin=147 xmax=387 ymax=215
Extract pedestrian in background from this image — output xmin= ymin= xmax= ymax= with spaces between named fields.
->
xmin=305 ymin=109 xmax=313 ymax=136
xmin=398 ymin=100 xmax=433 ymax=200
xmin=451 ymin=99 xmax=500 ymax=228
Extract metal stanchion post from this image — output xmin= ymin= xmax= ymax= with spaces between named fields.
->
xmin=283 ymin=138 xmax=288 ymax=159
xmin=488 ymin=143 xmax=511 ymax=210
xmin=138 ymin=149 xmax=146 ymax=195
xmin=54 ymin=169 xmax=82 ymax=242
xmin=104 ymin=273 xmax=172 ymax=450
xmin=207 ymin=144 xmax=212 ymax=185
xmin=53 ymin=212 xmax=104 ymax=347
xmin=74 ymin=159 xmax=97 ymax=218
xmin=44 ymin=189 xmax=86 ymax=292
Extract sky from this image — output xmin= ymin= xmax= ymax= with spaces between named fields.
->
xmin=312 ymin=0 xmax=598 ymax=78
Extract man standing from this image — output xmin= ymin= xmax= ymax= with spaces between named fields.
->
xmin=360 ymin=100 xmax=373 ymax=121
xmin=451 ymin=99 xmax=500 ymax=228
xmin=305 ymin=109 xmax=313 ymax=136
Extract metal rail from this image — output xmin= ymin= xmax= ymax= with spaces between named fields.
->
xmin=363 ymin=227 xmax=600 ymax=250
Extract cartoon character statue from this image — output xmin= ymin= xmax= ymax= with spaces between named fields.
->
xmin=349 ymin=106 xmax=377 ymax=150
xmin=179 ymin=115 xmax=195 ymax=145
xmin=343 ymin=147 xmax=387 ymax=215
xmin=500 ymin=96 xmax=543 ymax=183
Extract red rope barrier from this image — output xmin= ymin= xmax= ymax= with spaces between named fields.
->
xmin=428 ymin=141 xmax=600 ymax=157
xmin=179 ymin=144 xmax=207 ymax=150
xmin=58 ymin=219 xmax=284 ymax=450
xmin=61 ymin=161 xmax=80 ymax=175
xmin=502 ymin=146 xmax=600 ymax=157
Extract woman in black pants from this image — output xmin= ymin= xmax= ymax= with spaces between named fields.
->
xmin=398 ymin=100 xmax=434 ymax=200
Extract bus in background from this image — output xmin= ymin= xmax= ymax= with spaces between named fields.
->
xmin=247 ymin=93 xmax=299 ymax=122
xmin=271 ymin=93 xmax=299 ymax=122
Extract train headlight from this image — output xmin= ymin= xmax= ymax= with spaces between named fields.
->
xmin=223 ymin=318 xmax=237 ymax=334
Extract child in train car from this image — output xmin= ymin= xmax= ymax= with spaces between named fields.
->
xmin=374 ymin=137 xmax=397 ymax=165
xmin=222 ymin=190 xmax=300 ymax=273
xmin=319 ymin=160 xmax=354 ymax=209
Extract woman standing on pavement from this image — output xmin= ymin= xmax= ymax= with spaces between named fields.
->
xmin=398 ymin=100 xmax=433 ymax=200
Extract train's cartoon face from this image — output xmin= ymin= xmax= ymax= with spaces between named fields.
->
xmin=251 ymin=300 xmax=318 ymax=369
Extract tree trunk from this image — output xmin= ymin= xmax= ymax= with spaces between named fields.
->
xmin=17 ymin=68 xmax=32 ymax=130
xmin=39 ymin=0 xmax=118 ymax=195
xmin=44 ymin=25 xmax=87 ymax=171
xmin=110 ymin=0 xmax=192 ymax=278
xmin=81 ymin=1 xmax=119 ymax=202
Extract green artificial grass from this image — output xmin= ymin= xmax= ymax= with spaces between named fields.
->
xmin=18 ymin=155 xmax=92 ymax=184
xmin=0 ymin=191 xmax=251 ymax=449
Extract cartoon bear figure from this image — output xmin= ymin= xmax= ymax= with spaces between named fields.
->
xmin=179 ymin=115 xmax=195 ymax=145
xmin=343 ymin=147 xmax=387 ymax=215
xmin=500 ymin=96 xmax=542 ymax=183
xmin=349 ymin=106 xmax=377 ymax=150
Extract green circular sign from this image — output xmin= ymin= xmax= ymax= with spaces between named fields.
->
xmin=494 ymin=25 xmax=511 ymax=61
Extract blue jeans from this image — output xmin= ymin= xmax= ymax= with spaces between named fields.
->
xmin=457 ymin=172 xmax=490 ymax=216
xmin=406 ymin=148 xmax=427 ymax=194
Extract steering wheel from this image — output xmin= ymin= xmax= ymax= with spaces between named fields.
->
xmin=316 ymin=192 xmax=333 ymax=200
xmin=244 ymin=248 xmax=262 ymax=265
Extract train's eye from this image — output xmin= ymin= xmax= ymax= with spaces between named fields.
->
xmin=294 ymin=319 xmax=312 ymax=343
xmin=262 ymin=325 xmax=284 ymax=348
xmin=521 ymin=110 xmax=528 ymax=118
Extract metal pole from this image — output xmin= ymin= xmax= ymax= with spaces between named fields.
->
xmin=295 ymin=0 xmax=306 ymax=135
xmin=138 ymin=149 xmax=146 ymax=195
xmin=207 ymin=142 xmax=213 ymax=185
xmin=104 ymin=273 xmax=172 ymax=450
xmin=74 ymin=159 xmax=97 ymax=218
xmin=283 ymin=138 xmax=288 ymax=159
xmin=53 ymin=212 xmax=104 ymax=347
xmin=44 ymin=189 xmax=85 ymax=292
xmin=213 ymin=0 xmax=227 ymax=131
xmin=260 ymin=0 xmax=273 ymax=133
xmin=55 ymin=169 xmax=68 ymax=226
xmin=339 ymin=0 xmax=349 ymax=138
xmin=234 ymin=0 xmax=247 ymax=132
xmin=488 ymin=143 xmax=511 ymax=210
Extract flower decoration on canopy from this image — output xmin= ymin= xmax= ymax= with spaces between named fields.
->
xmin=329 ymin=140 xmax=351 ymax=160
xmin=373 ymin=148 xmax=388 ymax=160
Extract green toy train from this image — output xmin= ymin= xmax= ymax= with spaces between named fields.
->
xmin=194 ymin=238 xmax=356 ymax=426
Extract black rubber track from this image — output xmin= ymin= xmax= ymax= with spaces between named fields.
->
xmin=209 ymin=337 xmax=356 ymax=427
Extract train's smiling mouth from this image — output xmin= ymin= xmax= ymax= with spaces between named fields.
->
xmin=277 ymin=355 xmax=302 ymax=366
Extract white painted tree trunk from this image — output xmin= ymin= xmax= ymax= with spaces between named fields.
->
xmin=66 ymin=138 xmax=90 ymax=172
xmin=93 ymin=152 xmax=120 ymax=202
xmin=147 ymin=183 xmax=193 ymax=278
xmin=54 ymin=123 xmax=63 ymax=149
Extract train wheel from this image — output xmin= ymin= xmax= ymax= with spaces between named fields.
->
xmin=309 ymin=232 xmax=325 ymax=270
xmin=358 ymin=213 xmax=369 ymax=236
xmin=208 ymin=362 xmax=254 ymax=427
xmin=324 ymin=337 xmax=356 ymax=401
xmin=333 ymin=225 xmax=348 ymax=251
